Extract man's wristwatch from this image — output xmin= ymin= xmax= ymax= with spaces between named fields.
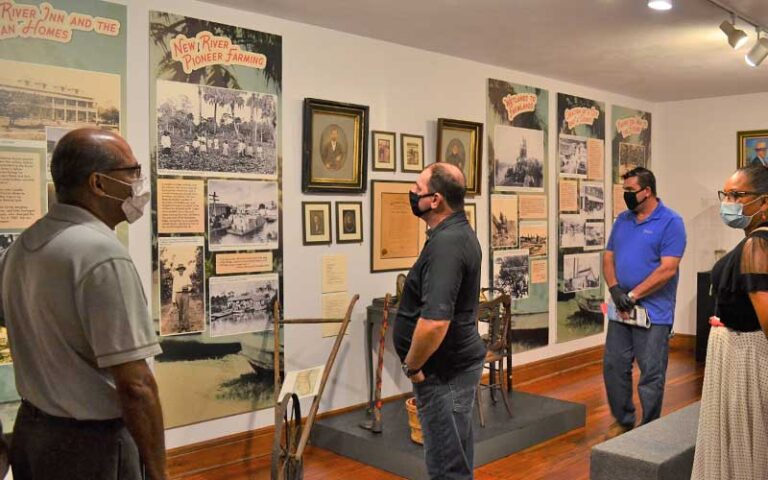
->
xmin=401 ymin=363 xmax=421 ymax=378
xmin=628 ymin=291 xmax=637 ymax=302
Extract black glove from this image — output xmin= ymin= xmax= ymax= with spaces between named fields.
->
xmin=609 ymin=285 xmax=635 ymax=312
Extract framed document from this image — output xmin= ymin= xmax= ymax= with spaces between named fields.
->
xmin=370 ymin=180 xmax=427 ymax=272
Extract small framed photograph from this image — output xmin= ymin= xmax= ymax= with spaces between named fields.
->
xmin=371 ymin=130 xmax=396 ymax=172
xmin=437 ymin=118 xmax=483 ymax=195
xmin=737 ymin=129 xmax=768 ymax=168
xmin=336 ymin=201 xmax=363 ymax=243
xmin=464 ymin=203 xmax=477 ymax=232
xmin=400 ymin=133 xmax=424 ymax=173
xmin=302 ymin=202 xmax=332 ymax=245
xmin=302 ymin=98 xmax=369 ymax=193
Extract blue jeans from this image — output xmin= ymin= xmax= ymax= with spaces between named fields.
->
xmin=412 ymin=363 xmax=483 ymax=480
xmin=603 ymin=321 xmax=672 ymax=427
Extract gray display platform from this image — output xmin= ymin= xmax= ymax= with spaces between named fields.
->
xmin=311 ymin=391 xmax=586 ymax=479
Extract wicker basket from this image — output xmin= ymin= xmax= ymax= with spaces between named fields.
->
xmin=405 ymin=397 xmax=423 ymax=445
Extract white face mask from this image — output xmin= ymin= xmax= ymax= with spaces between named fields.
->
xmin=98 ymin=174 xmax=150 ymax=224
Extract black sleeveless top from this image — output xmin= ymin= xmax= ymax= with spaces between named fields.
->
xmin=711 ymin=223 xmax=768 ymax=332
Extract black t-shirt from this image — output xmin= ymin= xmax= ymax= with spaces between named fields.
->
xmin=712 ymin=224 xmax=768 ymax=332
xmin=393 ymin=211 xmax=486 ymax=380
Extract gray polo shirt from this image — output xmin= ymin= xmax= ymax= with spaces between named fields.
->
xmin=0 ymin=204 xmax=161 ymax=420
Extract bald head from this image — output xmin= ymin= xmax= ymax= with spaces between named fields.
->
xmin=426 ymin=162 xmax=466 ymax=211
xmin=51 ymin=128 xmax=129 ymax=203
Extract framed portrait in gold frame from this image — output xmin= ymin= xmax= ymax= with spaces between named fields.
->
xmin=437 ymin=118 xmax=483 ymax=195
xmin=302 ymin=98 xmax=369 ymax=193
xmin=738 ymin=129 xmax=768 ymax=168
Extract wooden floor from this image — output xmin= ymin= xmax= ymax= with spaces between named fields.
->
xmin=180 ymin=342 xmax=704 ymax=480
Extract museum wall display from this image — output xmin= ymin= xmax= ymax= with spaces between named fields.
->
xmin=0 ymin=0 xmax=666 ymax=448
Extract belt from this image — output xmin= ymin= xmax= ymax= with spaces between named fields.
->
xmin=20 ymin=400 xmax=123 ymax=427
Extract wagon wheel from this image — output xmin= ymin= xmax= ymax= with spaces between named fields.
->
xmin=271 ymin=393 xmax=304 ymax=480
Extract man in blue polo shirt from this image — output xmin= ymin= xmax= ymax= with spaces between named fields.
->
xmin=603 ymin=167 xmax=686 ymax=436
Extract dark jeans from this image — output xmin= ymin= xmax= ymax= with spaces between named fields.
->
xmin=412 ymin=363 xmax=483 ymax=480
xmin=603 ymin=321 xmax=672 ymax=427
xmin=10 ymin=400 xmax=143 ymax=480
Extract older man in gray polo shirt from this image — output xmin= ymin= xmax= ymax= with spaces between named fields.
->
xmin=0 ymin=129 xmax=167 ymax=479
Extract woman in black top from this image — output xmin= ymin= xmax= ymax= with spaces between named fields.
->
xmin=692 ymin=165 xmax=768 ymax=479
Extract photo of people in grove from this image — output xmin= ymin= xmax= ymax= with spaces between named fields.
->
xmin=493 ymin=249 xmax=530 ymax=300
xmin=491 ymin=194 xmax=519 ymax=248
xmin=208 ymin=274 xmax=279 ymax=337
xmin=562 ymin=252 xmax=601 ymax=293
xmin=208 ymin=180 xmax=279 ymax=251
xmin=156 ymin=80 xmax=277 ymax=178
xmin=494 ymin=125 xmax=545 ymax=191
xmin=559 ymin=134 xmax=588 ymax=177
xmin=159 ymin=237 xmax=206 ymax=336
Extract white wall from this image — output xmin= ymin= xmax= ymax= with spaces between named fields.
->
xmin=657 ymin=91 xmax=768 ymax=336
xmin=119 ymin=0 xmax=658 ymax=448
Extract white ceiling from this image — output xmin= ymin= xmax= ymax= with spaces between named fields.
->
xmin=203 ymin=0 xmax=768 ymax=102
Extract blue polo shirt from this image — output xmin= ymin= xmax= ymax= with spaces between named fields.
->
xmin=606 ymin=200 xmax=686 ymax=325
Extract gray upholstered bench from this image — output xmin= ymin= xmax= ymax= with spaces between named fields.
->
xmin=590 ymin=402 xmax=700 ymax=480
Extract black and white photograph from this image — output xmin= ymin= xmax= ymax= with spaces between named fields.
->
xmin=302 ymin=202 xmax=332 ymax=245
xmin=579 ymin=181 xmax=605 ymax=220
xmin=558 ymin=134 xmax=588 ymax=178
xmin=0 ymin=59 xmax=120 ymax=147
xmin=158 ymin=237 xmax=206 ymax=336
xmin=0 ymin=234 xmax=18 ymax=256
xmin=493 ymin=125 xmax=545 ymax=192
xmin=491 ymin=195 xmax=518 ymax=248
xmin=157 ymin=80 xmax=278 ymax=179
xmin=562 ymin=252 xmax=601 ymax=293
xmin=493 ymin=249 xmax=530 ymax=300
xmin=336 ymin=201 xmax=363 ymax=243
xmin=585 ymin=221 xmax=605 ymax=251
xmin=560 ymin=214 xmax=586 ymax=249
xmin=208 ymin=273 xmax=279 ymax=337
xmin=207 ymin=180 xmax=279 ymax=252
xmin=519 ymin=221 xmax=548 ymax=257
xmin=618 ymin=142 xmax=646 ymax=177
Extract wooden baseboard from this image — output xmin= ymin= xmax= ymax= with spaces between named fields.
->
xmin=167 ymin=333 xmax=697 ymax=478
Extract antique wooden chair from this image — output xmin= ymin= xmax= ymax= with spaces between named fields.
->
xmin=475 ymin=289 xmax=513 ymax=428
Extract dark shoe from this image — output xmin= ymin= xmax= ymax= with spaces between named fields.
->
xmin=604 ymin=421 xmax=634 ymax=440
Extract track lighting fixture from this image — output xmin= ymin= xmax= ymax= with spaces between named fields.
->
xmin=745 ymin=31 xmax=768 ymax=67
xmin=720 ymin=16 xmax=748 ymax=49
xmin=647 ymin=0 xmax=672 ymax=10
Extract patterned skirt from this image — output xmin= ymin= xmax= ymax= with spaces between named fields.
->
xmin=691 ymin=326 xmax=768 ymax=479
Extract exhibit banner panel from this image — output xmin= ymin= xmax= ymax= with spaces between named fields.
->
xmin=0 ymin=0 xmax=127 ymax=403
xmin=611 ymin=105 xmax=652 ymax=218
xmin=487 ymin=79 xmax=550 ymax=353
xmin=556 ymin=93 xmax=606 ymax=344
xmin=149 ymin=10 xmax=283 ymax=428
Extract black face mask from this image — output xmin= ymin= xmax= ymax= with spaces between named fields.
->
xmin=409 ymin=191 xmax=435 ymax=217
xmin=623 ymin=189 xmax=648 ymax=211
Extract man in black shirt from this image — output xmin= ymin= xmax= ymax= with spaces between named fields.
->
xmin=393 ymin=162 xmax=485 ymax=479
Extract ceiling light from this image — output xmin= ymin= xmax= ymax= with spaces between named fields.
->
xmin=745 ymin=36 xmax=768 ymax=66
xmin=720 ymin=18 xmax=748 ymax=49
xmin=648 ymin=0 xmax=672 ymax=10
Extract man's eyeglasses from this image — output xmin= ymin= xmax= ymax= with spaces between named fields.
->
xmin=717 ymin=190 xmax=763 ymax=201
xmin=105 ymin=165 xmax=142 ymax=177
